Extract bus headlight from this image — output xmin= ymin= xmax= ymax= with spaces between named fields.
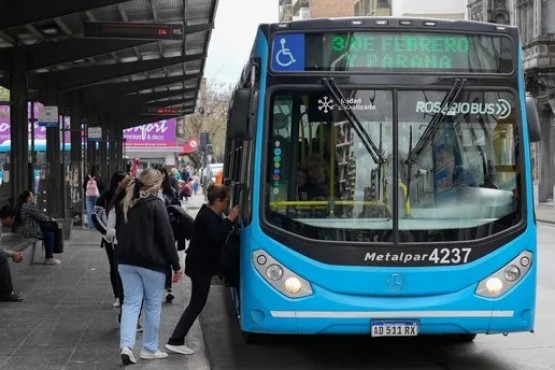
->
xmin=484 ymin=277 xmax=503 ymax=295
xmin=476 ymin=251 xmax=532 ymax=298
xmin=266 ymin=264 xmax=283 ymax=281
xmin=504 ymin=265 xmax=521 ymax=282
xmin=284 ymin=277 xmax=302 ymax=294
xmin=253 ymin=250 xmax=313 ymax=298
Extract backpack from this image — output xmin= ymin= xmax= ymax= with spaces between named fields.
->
xmin=86 ymin=176 xmax=100 ymax=197
xmin=166 ymin=204 xmax=194 ymax=251
xmin=183 ymin=184 xmax=192 ymax=197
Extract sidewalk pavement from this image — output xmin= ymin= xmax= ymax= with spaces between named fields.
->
xmin=0 ymin=193 xmax=208 ymax=370
xmin=536 ymin=202 xmax=555 ymax=224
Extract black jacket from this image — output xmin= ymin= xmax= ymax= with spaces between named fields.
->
xmin=115 ymin=196 xmax=180 ymax=273
xmin=185 ymin=204 xmax=233 ymax=277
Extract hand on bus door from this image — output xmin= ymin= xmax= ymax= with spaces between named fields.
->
xmin=227 ymin=205 xmax=240 ymax=222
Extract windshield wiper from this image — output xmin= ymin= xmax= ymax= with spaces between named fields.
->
xmin=405 ymin=78 xmax=467 ymax=205
xmin=406 ymin=78 xmax=467 ymax=166
xmin=322 ymin=77 xmax=386 ymax=164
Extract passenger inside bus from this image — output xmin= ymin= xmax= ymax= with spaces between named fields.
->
xmin=296 ymin=168 xmax=309 ymax=201
xmin=299 ymin=155 xmax=329 ymax=200
xmin=435 ymin=144 xmax=476 ymax=197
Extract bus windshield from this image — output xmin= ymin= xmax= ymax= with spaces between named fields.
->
xmin=264 ymin=88 xmax=521 ymax=243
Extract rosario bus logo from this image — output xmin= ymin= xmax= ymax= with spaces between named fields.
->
xmin=415 ymin=99 xmax=511 ymax=119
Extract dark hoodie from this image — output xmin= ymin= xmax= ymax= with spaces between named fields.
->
xmin=185 ymin=204 xmax=233 ymax=277
xmin=115 ymin=196 xmax=180 ymax=273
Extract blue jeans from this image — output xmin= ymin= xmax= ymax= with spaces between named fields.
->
xmin=86 ymin=196 xmax=98 ymax=229
xmin=40 ymin=226 xmax=55 ymax=258
xmin=118 ymin=264 xmax=165 ymax=351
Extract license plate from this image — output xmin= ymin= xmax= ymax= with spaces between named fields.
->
xmin=371 ymin=320 xmax=419 ymax=337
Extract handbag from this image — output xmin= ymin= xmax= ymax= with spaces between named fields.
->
xmin=42 ymin=220 xmax=64 ymax=254
xmin=52 ymin=225 xmax=64 ymax=254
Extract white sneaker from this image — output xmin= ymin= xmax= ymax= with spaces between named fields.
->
xmin=120 ymin=347 xmax=136 ymax=365
xmin=140 ymin=349 xmax=168 ymax=360
xmin=113 ymin=299 xmax=120 ymax=308
xmin=165 ymin=343 xmax=194 ymax=355
xmin=44 ymin=258 xmax=61 ymax=265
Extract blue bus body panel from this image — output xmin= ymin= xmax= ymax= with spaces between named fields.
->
xmin=238 ymin=27 xmax=537 ymax=336
xmin=239 ymin=224 xmax=536 ymax=335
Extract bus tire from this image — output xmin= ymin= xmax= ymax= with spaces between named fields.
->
xmin=448 ymin=334 xmax=477 ymax=342
xmin=241 ymin=331 xmax=264 ymax=344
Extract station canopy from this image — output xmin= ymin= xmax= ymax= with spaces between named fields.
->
xmin=0 ymin=0 xmax=217 ymax=129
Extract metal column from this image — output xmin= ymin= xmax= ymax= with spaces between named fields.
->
xmin=43 ymin=86 xmax=62 ymax=217
xmin=9 ymin=47 xmax=29 ymax=203
xmin=98 ymin=128 xmax=108 ymax=181
xmin=69 ymin=96 xmax=83 ymax=226
xmin=539 ymin=107 xmax=554 ymax=202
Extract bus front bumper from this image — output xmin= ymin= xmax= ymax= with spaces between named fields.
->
xmin=240 ymin=268 xmax=535 ymax=335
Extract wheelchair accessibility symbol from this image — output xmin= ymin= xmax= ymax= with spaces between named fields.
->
xmin=272 ymin=34 xmax=304 ymax=71
xmin=275 ymin=38 xmax=296 ymax=67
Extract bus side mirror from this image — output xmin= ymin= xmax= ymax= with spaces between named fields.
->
xmin=228 ymin=88 xmax=256 ymax=141
xmin=525 ymin=96 xmax=541 ymax=143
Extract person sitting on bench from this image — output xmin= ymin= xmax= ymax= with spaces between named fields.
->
xmin=0 ymin=205 xmax=23 ymax=302
xmin=13 ymin=190 xmax=61 ymax=265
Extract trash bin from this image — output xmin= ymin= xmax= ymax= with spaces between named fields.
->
xmin=54 ymin=218 xmax=73 ymax=241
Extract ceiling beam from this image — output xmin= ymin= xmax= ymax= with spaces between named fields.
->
xmin=104 ymin=97 xmax=195 ymax=116
xmin=35 ymin=53 xmax=205 ymax=91
xmin=31 ymin=39 xmax=152 ymax=70
xmin=0 ymin=0 xmax=130 ymax=30
xmin=91 ymin=87 xmax=197 ymax=113
xmin=0 ymin=38 xmax=152 ymax=70
xmin=82 ymin=73 xmax=201 ymax=103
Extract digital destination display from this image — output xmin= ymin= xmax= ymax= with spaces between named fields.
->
xmin=271 ymin=32 xmax=512 ymax=73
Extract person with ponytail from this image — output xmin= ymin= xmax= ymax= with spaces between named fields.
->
xmin=108 ymin=168 xmax=183 ymax=365
xmin=165 ymin=183 xmax=239 ymax=356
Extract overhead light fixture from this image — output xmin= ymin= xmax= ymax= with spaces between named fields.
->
xmin=40 ymin=24 xmax=60 ymax=35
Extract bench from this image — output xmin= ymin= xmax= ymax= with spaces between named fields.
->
xmin=2 ymin=232 xmax=43 ymax=265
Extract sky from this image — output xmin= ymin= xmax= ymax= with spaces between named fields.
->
xmin=203 ymin=0 xmax=279 ymax=86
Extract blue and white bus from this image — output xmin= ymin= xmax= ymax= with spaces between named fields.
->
xmin=223 ymin=17 xmax=541 ymax=342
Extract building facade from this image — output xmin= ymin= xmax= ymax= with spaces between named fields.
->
xmin=279 ymin=0 xmax=354 ymax=21
xmin=392 ymin=0 xmax=466 ymax=19
xmin=279 ymin=0 xmax=293 ymax=21
xmin=468 ymin=0 xmax=511 ymax=23
xmin=354 ymin=0 xmax=392 ymax=16
xmin=469 ymin=0 xmax=555 ymax=202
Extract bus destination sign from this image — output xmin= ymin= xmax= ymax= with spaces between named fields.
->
xmin=271 ymin=32 xmax=512 ymax=73
xmin=328 ymin=34 xmax=471 ymax=70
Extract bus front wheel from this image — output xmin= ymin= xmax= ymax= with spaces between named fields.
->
xmin=241 ymin=331 xmax=264 ymax=344
xmin=447 ymin=334 xmax=477 ymax=342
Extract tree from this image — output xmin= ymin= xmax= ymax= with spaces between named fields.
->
xmin=182 ymin=79 xmax=232 ymax=162
xmin=0 ymin=87 xmax=9 ymax=102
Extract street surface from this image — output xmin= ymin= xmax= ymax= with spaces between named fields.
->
xmin=200 ymin=223 xmax=555 ymax=370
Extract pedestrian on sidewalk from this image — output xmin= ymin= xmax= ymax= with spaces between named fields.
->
xmin=106 ymin=176 xmax=145 ymax=331
xmin=92 ymin=170 xmax=129 ymax=308
xmin=13 ymin=190 xmax=61 ymax=265
xmin=111 ymin=168 xmax=183 ymax=365
xmin=0 ymin=205 xmax=24 ymax=302
xmin=165 ymin=183 xmax=239 ymax=355
xmin=83 ymin=165 xmax=105 ymax=230
xmin=155 ymin=166 xmax=180 ymax=304
xmin=192 ymin=172 xmax=200 ymax=195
